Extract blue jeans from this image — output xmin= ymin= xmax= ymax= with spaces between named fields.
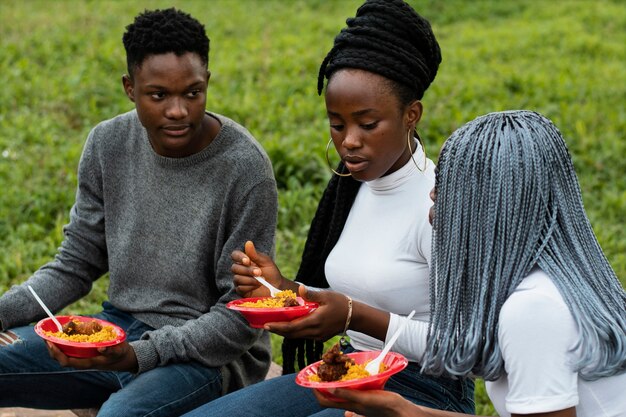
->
xmin=0 ymin=302 xmax=222 ymax=417
xmin=182 ymin=345 xmax=474 ymax=417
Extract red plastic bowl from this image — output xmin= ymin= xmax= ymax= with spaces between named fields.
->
xmin=295 ymin=351 xmax=408 ymax=401
xmin=226 ymin=297 xmax=318 ymax=328
xmin=34 ymin=315 xmax=126 ymax=358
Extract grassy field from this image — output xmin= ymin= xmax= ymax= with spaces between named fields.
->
xmin=1 ymin=0 xmax=625 ymax=415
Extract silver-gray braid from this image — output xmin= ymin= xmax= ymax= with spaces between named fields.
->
xmin=423 ymin=110 xmax=626 ymax=381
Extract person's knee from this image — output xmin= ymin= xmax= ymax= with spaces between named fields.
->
xmin=0 ymin=331 xmax=21 ymax=347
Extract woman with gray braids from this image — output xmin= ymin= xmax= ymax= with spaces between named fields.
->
xmin=183 ymin=0 xmax=474 ymax=416
xmin=314 ymin=110 xmax=626 ymax=417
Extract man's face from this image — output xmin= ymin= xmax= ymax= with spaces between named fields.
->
xmin=123 ymin=52 xmax=210 ymax=158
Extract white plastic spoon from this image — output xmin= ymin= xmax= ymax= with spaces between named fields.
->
xmin=28 ymin=285 xmax=63 ymax=332
xmin=365 ymin=309 xmax=416 ymax=376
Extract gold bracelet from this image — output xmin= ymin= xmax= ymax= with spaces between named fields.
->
xmin=342 ymin=296 xmax=353 ymax=336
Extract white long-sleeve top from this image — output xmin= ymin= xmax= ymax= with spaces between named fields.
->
xmin=325 ymin=145 xmax=433 ymax=362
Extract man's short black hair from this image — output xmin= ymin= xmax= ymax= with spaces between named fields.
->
xmin=122 ymin=8 xmax=209 ymax=77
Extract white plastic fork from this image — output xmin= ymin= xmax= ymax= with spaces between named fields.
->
xmin=28 ymin=285 xmax=64 ymax=332
xmin=254 ymin=276 xmax=304 ymax=306
xmin=254 ymin=276 xmax=280 ymax=297
xmin=365 ymin=309 xmax=416 ymax=375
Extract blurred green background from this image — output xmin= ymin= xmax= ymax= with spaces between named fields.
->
xmin=1 ymin=1 xmax=624 ymax=414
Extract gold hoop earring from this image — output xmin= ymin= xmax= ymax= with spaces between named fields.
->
xmin=325 ymin=138 xmax=351 ymax=177
xmin=407 ymin=130 xmax=427 ymax=172
xmin=416 ymin=131 xmax=428 ymax=167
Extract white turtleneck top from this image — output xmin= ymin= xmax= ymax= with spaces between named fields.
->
xmin=325 ymin=144 xmax=434 ymax=362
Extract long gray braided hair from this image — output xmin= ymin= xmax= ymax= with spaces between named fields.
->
xmin=423 ymin=110 xmax=626 ymax=381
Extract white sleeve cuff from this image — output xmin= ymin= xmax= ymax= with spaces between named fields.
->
xmin=385 ymin=313 xmax=429 ymax=363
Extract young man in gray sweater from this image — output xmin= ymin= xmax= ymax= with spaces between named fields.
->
xmin=0 ymin=8 xmax=278 ymax=416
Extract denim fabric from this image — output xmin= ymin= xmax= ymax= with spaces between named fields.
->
xmin=384 ymin=361 xmax=474 ymax=412
xmin=182 ymin=344 xmax=474 ymax=417
xmin=0 ymin=302 xmax=222 ymax=417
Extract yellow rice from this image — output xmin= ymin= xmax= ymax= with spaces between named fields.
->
xmin=308 ymin=360 xmax=387 ymax=382
xmin=239 ymin=290 xmax=299 ymax=308
xmin=44 ymin=325 xmax=117 ymax=343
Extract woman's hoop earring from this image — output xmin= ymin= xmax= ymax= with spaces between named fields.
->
xmin=325 ymin=138 xmax=351 ymax=177
xmin=407 ymin=130 xmax=427 ymax=172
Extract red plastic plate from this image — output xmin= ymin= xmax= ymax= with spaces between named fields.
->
xmin=295 ymin=350 xmax=408 ymax=401
xmin=34 ymin=315 xmax=126 ymax=358
xmin=227 ymin=297 xmax=318 ymax=328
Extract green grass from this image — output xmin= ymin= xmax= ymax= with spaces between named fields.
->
xmin=1 ymin=1 xmax=625 ymax=415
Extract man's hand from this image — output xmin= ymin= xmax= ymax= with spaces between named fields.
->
xmin=46 ymin=340 xmax=138 ymax=373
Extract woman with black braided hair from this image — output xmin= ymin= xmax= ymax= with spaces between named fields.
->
xmin=313 ymin=111 xmax=626 ymax=417
xmin=183 ymin=1 xmax=474 ymax=416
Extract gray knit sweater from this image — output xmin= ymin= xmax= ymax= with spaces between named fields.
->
xmin=0 ymin=109 xmax=278 ymax=392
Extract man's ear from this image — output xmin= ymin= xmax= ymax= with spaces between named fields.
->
xmin=206 ymin=70 xmax=211 ymax=84
xmin=405 ymin=99 xmax=423 ymax=128
xmin=122 ymin=74 xmax=135 ymax=102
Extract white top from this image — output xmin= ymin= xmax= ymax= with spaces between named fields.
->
xmin=486 ymin=268 xmax=626 ymax=417
xmin=325 ymin=144 xmax=434 ymax=362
